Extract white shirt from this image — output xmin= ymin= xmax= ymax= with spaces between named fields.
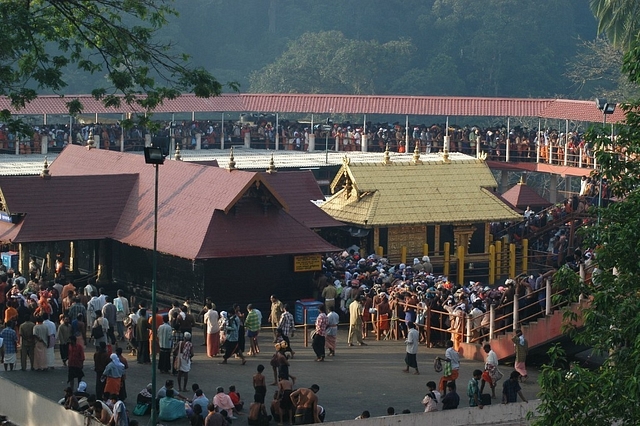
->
xmin=405 ymin=328 xmax=419 ymax=354
xmin=204 ymin=310 xmax=220 ymax=334
xmin=445 ymin=347 xmax=460 ymax=370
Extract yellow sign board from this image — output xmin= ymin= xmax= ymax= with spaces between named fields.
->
xmin=294 ymin=254 xmax=323 ymax=272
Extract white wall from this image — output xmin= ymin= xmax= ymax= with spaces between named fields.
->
xmin=0 ymin=377 xmax=103 ymax=426
xmin=326 ymin=400 xmax=540 ymax=426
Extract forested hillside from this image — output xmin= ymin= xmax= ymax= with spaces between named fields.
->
xmin=66 ymin=0 xmax=609 ymax=99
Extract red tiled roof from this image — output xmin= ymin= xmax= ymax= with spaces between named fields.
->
xmin=197 ymin=203 xmax=339 ymax=259
xmin=45 ymin=145 xmax=337 ymax=259
xmin=259 ymin=171 xmax=343 ymax=229
xmin=501 ymin=182 xmax=553 ymax=210
xmin=0 ymin=174 xmax=136 ymax=243
xmin=0 ymin=94 xmax=626 ymax=123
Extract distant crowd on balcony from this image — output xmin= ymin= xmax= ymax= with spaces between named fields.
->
xmin=0 ymin=116 xmax=606 ymax=169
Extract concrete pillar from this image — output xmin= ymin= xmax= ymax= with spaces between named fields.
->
xmin=565 ymin=176 xmax=572 ymax=196
xmin=145 ymin=134 xmax=151 ymax=147
xmin=15 ymin=140 xmax=19 ymax=155
xmin=304 ymin=133 xmax=313 ymax=152
xmin=244 ymin=131 xmax=251 ymax=148
xmin=196 ymin=133 xmax=201 ymax=150
xmin=120 ymin=131 xmax=125 ymax=152
xmin=94 ymin=135 xmax=100 ymax=149
xmin=500 ymin=170 xmax=509 ymax=193
xmin=41 ymin=136 xmax=48 ymax=155
xmin=549 ymin=174 xmax=558 ymax=204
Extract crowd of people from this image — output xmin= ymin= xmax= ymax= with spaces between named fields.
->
xmin=1 ymin=116 xmax=602 ymax=170
xmin=1 ymin=236 xmax=597 ymax=424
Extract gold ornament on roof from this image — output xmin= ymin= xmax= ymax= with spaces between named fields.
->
xmin=86 ymin=129 xmax=95 ymax=150
xmin=382 ymin=143 xmax=392 ymax=165
xmin=174 ymin=144 xmax=182 ymax=161
xmin=411 ymin=141 xmax=422 ymax=165
xmin=342 ymin=154 xmax=350 ymax=166
xmin=478 ymin=151 xmax=488 ymax=161
xmin=266 ymin=154 xmax=277 ymax=173
xmin=40 ymin=156 xmax=51 ymax=179
xmin=228 ymin=146 xmax=237 ymax=170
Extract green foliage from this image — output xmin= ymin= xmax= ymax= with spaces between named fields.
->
xmin=535 ymin=101 xmax=640 ymax=424
xmin=590 ymin=0 xmax=640 ymax=50
xmin=0 ymin=0 xmax=225 ymax=115
xmin=248 ymin=31 xmax=413 ymax=94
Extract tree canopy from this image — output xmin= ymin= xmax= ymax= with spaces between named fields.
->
xmin=0 ymin=0 xmax=227 ymax=116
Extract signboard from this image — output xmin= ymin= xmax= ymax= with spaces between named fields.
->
xmin=294 ymin=254 xmax=322 ymax=272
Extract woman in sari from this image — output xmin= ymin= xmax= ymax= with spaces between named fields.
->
xmin=33 ymin=316 xmax=49 ymax=371
xmin=102 ymin=353 xmax=125 ymax=398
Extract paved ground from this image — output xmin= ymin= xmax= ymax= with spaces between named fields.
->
xmin=0 ymin=327 xmax=540 ymax=425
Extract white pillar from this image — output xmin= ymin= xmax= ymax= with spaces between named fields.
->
xmin=15 ymin=140 xmax=19 ymax=155
xmin=275 ymin=113 xmax=279 ymax=151
xmin=41 ymin=136 xmax=48 ymax=154
xmin=196 ymin=133 xmax=202 ymax=150
xmin=145 ymin=134 xmax=151 ymax=147
xmin=506 ymin=117 xmax=510 ymax=162
xmin=244 ymin=130 xmax=251 ymax=148
xmin=579 ymin=147 xmax=583 ymax=168
xmin=120 ymin=130 xmax=124 ymax=152
xmin=545 ymin=279 xmax=552 ymax=316
xmin=221 ymin=112 xmax=225 ymax=150
xmin=512 ymin=291 xmax=519 ymax=331
xmin=308 ymin=134 xmax=315 ymax=151
xmin=362 ymin=114 xmax=367 ymax=152
xmin=466 ymin=316 xmax=472 ymax=343
xmin=405 ymin=115 xmax=409 ymax=150
xmin=94 ymin=134 xmax=101 ymax=150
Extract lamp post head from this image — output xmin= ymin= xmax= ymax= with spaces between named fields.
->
xmin=144 ymin=146 xmax=165 ymax=165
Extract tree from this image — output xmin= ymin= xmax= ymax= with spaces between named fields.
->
xmin=0 ymin=0 xmax=229 ymax=121
xmin=590 ymin=0 xmax=640 ymax=49
xmin=248 ymin=31 xmax=413 ymax=94
xmin=565 ymin=37 xmax=640 ymax=102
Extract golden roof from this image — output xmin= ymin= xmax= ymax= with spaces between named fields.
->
xmin=321 ymin=156 xmax=521 ymax=226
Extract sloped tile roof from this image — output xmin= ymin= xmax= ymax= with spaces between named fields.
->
xmin=0 ymin=174 xmax=136 ymax=243
xmin=197 ymin=204 xmax=339 ymax=259
xmin=321 ymin=156 xmax=521 ymax=227
xmin=0 ymin=94 xmax=626 ymax=124
xmin=259 ymin=171 xmax=343 ymax=228
xmin=43 ymin=145 xmax=336 ymax=259
xmin=501 ymin=182 xmax=552 ymax=210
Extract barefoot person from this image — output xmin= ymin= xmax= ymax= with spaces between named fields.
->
xmin=402 ymin=321 xmax=419 ymax=374
xmin=512 ymin=329 xmax=528 ymax=381
xmin=480 ymin=343 xmax=502 ymax=398
xmin=290 ymin=385 xmax=320 ymax=425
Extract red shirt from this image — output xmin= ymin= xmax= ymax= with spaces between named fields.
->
xmin=67 ymin=343 xmax=85 ymax=368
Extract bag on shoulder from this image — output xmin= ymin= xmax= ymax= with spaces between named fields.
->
xmin=443 ymin=359 xmax=452 ymax=376
xmin=91 ymin=322 xmax=104 ymax=339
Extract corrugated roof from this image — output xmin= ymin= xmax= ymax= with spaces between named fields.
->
xmin=0 ymin=174 xmax=136 ymax=243
xmin=44 ymin=145 xmax=337 ymax=259
xmin=0 ymin=94 xmax=626 ymax=123
xmin=320 ymin=156 xmax=522 ymax=226
xmin=259 ymin=170 xmax=343 ymax=229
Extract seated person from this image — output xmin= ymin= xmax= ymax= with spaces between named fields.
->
xmin=441 ymin=382 xmax=460 ymax=410
xmin=85 ymin=395 xmax=113 ymax=419
xmin=248 ymin=392 xmax=272 ymax=426
xmin=229 ymin=385 xmax=243 ymax=412
xmin=189 ymin=389 xmax=209 ymax=420
xmin=158 ymin=389 xmax=187 ymax=422
xmin=74 ymin=381 xmax=90 ymax=399
xmin=137 ymin=383 xmax=154 ymax=405
xmin=213 ymin=387 xmax=237 ymax=420
xmin=190 ymin=404 xmax=205 ymax=426
xmin=63 ymin=387 xmax=80 ymax=411
xmin=92 ymin=401 xmax=112 ymax=425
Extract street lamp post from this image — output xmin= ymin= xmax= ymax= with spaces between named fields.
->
xmin=144 ymin=146 xmax=165 ymax=426
xmin=594 ymin=98 xmax=616 ymax=228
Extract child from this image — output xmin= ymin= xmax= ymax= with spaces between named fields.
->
xmin=229 ymin=385 xmax=243 ymax=413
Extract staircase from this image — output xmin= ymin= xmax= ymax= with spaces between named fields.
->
xmin=458 ymin=299 xmax=586 ymax=362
